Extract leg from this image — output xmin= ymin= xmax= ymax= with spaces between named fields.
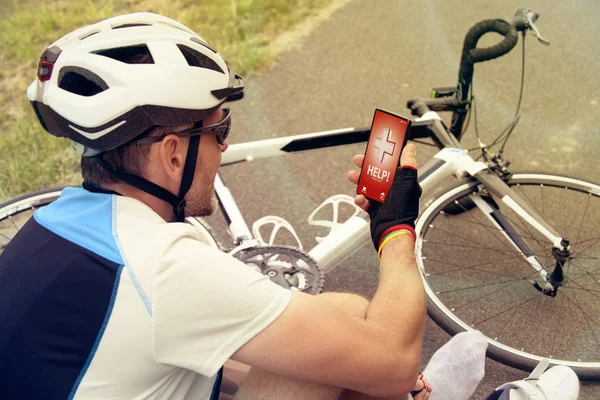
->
xmin=232 ymin=292 xmax=370 ymax=400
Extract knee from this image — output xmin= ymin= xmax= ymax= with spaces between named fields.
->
xmin=318 ymin=292 xmax=370 ymax=320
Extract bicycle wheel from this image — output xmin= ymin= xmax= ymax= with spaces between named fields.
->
xmin=416 ymin=173 xmax=600 ymax=378
xmin=0 ymin=188 xmax=221 ymax=255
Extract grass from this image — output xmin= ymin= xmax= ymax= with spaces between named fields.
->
xmin=0 ymin=0 xmax=335 ymax=202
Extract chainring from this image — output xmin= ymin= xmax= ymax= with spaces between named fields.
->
xmin=234 ymin=245 xmax=325 ymax=295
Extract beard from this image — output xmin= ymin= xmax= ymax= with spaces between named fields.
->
xmin=184 ymin=170 xmax=218 ymax=217
xmin=186 ymin=190 xmax=217 ymax=217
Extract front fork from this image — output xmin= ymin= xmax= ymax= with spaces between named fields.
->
xmin=424 ymin=148 xmax=572 ymax=296
xmin=476 ymin=191 xmax=572 ymax=296
xmin=533 ymin=238 xmax=571 ymax=296
xmin=470 ymin=169 xmax=571 ymax=296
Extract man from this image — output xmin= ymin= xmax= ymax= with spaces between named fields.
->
xmin=0 ymin=13 xmax=429 ymax=400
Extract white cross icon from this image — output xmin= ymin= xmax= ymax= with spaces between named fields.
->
xmin=373 ymin=128 xmax=396 ymax=163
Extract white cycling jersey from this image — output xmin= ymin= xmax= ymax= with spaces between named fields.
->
xmin=0 ymin=187 xmax=291 ymax=399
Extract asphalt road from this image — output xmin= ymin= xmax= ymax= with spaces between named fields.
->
xmin=205 ymin=0 xmax=600 ymax=398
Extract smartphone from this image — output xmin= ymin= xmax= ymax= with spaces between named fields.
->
xmin=356 ymin=108 xmax=412 ymax=203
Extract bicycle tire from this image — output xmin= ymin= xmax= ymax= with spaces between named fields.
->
xmin=0 ymin=187 xmax=220 ymax=254
xmin=416 ymin=173 xmax=600 ymax=379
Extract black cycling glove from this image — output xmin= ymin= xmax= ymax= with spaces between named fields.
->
xmin=367 ymin=166 xmax=422 ymax=251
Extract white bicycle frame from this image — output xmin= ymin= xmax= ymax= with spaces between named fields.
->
xmin=211 ymin=112 xmax=566 ymax=286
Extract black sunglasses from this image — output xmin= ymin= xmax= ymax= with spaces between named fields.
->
xmin=137 ymin=108 xmax=231 ymax=146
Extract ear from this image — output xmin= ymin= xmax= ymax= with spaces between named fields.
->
xmin=157 ymin=134 xmax=188 ymax=181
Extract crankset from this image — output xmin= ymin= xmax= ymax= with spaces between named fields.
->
xmin=234 ymin=245 xmax=325 ymax=295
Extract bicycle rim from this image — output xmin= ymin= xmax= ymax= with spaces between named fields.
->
xmin=0 ymin=188 xmax=65 ymax=255
xmin=416 ymin=173 xmax=600 ymax=378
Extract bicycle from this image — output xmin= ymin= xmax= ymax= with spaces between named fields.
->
xmin=2 ymin=8 xmax=600 ymax=383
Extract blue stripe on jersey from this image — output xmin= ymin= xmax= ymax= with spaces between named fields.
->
xmin=68 ymin=264 xmax=124 ymax=399
xmin=35 ymin=187 xmax=152 ymax=316
xmin=0 ymin=217 xmax=123 ymax=399
xmin=34 ymin=187 xmax=123 ymax=265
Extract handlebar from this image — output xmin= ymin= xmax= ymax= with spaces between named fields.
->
xmin=461 ymin=19 xmax=518 ymax=66
xmin=458 ymin=8 xmax=549 ymax=101
xmin=457 ymin=19 xmax=517 ymax=101
xmin=406 ymin=8 xmax=548 ymax=143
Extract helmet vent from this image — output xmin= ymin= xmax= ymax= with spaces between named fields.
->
xmin=93 ymin=44 xmax=155 ymax=64
xmin=177 ymin=44 xmax=224 ymax=74
xmin=190 ymin=37 xmax=217 ymax=54
xmin=79 ymin=29 xmax=100 ymax=40
xmin=58 ymin=67 xmax=108 ymax=97
xmin=112 ymin=22 xmax=153 ymax=30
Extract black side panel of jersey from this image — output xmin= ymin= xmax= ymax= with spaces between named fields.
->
xmin=0 ymin=218 xmax=121 ymax=399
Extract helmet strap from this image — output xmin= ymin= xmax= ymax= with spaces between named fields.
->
xmin=93 ymin=134 xmax=201 ymax=223
xmin=175 ymin=134 xmax=200 ymax=222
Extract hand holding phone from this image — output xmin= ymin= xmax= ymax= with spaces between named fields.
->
xmin=356 ymin=109 xmax=412 ymax=203
xmin=367 ymin=155 xmax=421 ymax=251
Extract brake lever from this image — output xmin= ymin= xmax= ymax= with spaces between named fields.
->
xmin=526 ymin=12 xmax=550 ymax=46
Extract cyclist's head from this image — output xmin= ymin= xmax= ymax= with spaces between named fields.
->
xmin=27 ymin=13 xmax=243 ymax=221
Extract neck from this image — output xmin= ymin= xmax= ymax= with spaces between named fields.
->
xmin=102 ymin=181 xmax=176 ymax=222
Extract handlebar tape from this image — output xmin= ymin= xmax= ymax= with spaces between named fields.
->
xmin=458 ymin=19 xmax=518 ymax=94
xmin=461 ymin=19 xmax=518 ymax=64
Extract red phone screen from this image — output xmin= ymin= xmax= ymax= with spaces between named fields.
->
xmin=357 ymin=109 xmax=411 ymax=203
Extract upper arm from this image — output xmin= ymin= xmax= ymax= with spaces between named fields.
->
xmin=151 ymin=234 xmax=292 ymax=377
xmin=231 ymin=291 xmax=418 ymax=396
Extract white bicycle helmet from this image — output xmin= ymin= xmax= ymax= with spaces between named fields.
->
xmin=27 ymin=12 xmax=243 ymax=156
xmin=27 ymin=13 xmax=244 ymax=222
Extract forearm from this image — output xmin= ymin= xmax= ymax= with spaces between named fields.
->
xmin=366 ymin=235 xmax=426 ymax=361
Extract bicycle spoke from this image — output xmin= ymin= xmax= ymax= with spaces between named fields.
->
xmin=438 ymin=209 xmax=514 ymax=252
xmin=431 ymin=213 xmax=557 ymax=255
xmin=550 ymin=291 xmax=563 ymax=358
xmin=508 ymin=185 xmax=555 ymax=254
xmin=438 ymin=266 xmax=545 ymax=303
xmin=574 ymin=255 xmax=600 ymax=261
xmin=455 ymin=198 xmax=523 ymax=254
xmin=448 ymin=196 xmax=520 ymax=249
xmin=561 ymin=290 xmax=600 ymax=354
xmin=571 ymin=237 xmax=600 ymax=259
xmin=495 ymin=283 xmax=533 ymax=340
xmin=526 ymin=293 xmax=544 ymax=319
xmin=563 ymin=279 xmax=600 ymax=300
xmin=516 ymin=184 xmax=545 ymax=222
xmin=426 ymin=252 xmax=547 ymax=278
xmin=428 ymin=223 xmax=508 ymax=253
xmin=577 ymin=215 xmax=600 ymax=250
xmin=492 ymin=198 xmax=550 ymax=255
xmin=473 ymin=293 xmax=542 ymax=328
xmin=8 ymin=215 xmax=18 ymax=231
xmin=569 ymin=258 xmax=600 ymax=288
xmin=575 ymin=193 xmax=593 ymax=245
xmin=541 ymin=184 xmax=545 ymax=218
xmin=469 ymin=201 xmax=554 ymax=252
xmin=423 ymin=240 xmax=517 ymax=255
xmin=572 ymin=236 xmax=600 ymax=247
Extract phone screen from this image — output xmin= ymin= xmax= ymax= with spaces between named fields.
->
xmin=356 ymin=109 xmax=412 ymax=203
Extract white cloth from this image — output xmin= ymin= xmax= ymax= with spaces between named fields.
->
xmin=419 ymin=331 xmax=488 ymax=400
xmin=75 ymin=195 xmax=292 ymax=399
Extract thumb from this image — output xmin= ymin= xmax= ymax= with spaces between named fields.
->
xmin=400 ymin=142 xmax=417 ymax=169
